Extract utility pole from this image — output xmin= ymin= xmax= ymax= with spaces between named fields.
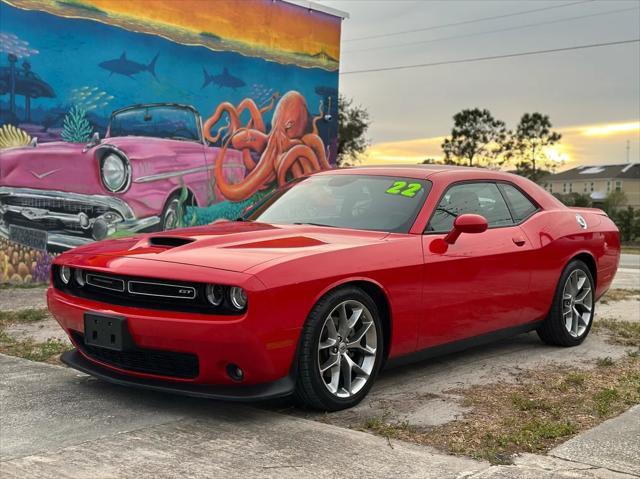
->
xmin=626 ymin=140 xmax=630 ymax=163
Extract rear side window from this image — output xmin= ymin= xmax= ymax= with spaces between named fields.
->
xmin=426 ymin=182 xmax=514 ymax=232
xmin=500 ymin=183 xmax=538 ymax=222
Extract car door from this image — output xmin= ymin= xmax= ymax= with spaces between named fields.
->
xmin=419 ymin=181 xmax=533 ymax=349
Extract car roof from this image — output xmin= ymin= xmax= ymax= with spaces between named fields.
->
xmin=316 ymin=164 xmax=509 ymax=180
xmin=314 ymin=165 xmax=564 ymax=210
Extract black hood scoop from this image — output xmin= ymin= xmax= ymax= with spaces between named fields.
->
xmin=148 ymin=236 xmax=195 ymax=248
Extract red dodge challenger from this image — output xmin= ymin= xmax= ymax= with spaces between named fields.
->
xmin=48 ymin=166 xmax=620 ymax=410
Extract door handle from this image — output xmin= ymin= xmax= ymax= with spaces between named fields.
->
xmin=512 ymin=236 xmax=526 ymax=247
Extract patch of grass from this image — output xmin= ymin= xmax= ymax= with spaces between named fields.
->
xmin=593 ymin=388 xmax=620 ymax=416
xmin=504 ymin=419 xmax=578 ymax=447
xmin=620 ymin=245 xmax=640 ymax=254
xmin=357 ymin=356 xmax=640 ymax=465
xmin=0 ymin=307 xmax=69 ymax=363
xmin=596 ymin=356 xmax=615 ymax=367
xmin=562 ymin=372 xmax=587 ymax=388
xmin=0 ymin=330 xmax=70 ymax=363
xmin=510 ymin=394 xmax=553 ymax=412
xmin=600 ymin=289 xmax=640 ymax=304
xmin=593 ymin=318 xmax=640 ymax=347
xmin=0 ymin=308 xmax=49 ymax=324
xmin=361 ymin=414 xmax=413 ymax=440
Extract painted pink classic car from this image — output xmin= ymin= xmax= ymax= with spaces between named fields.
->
xmin=0 ymin=103 xmax=243 ymax=251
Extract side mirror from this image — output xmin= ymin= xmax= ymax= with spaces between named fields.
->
xmin=444 ymin=214 xmax=488 ymax=244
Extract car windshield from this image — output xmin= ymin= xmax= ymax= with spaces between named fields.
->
xmin=109 ymin=105 xmax=200 ymax=142
xmin=247 ymin=174 xmax=431 ymax=233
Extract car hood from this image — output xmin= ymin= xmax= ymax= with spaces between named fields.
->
xmin=63 ymin=221 xmax=389 ymax=273
xmin=99 ymin=136 xmax=203 ymax=158
xmin=0 ymin=142 xmax=100 ymax=193
xmin=0 ymin=137 xmax=203 ymax=193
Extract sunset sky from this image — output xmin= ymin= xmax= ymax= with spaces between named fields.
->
xmin=319 ymin=0 xmax=640 ymax=169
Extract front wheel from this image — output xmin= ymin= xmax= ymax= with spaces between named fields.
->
xmin=537 ymin=260 xmax=595 ymax=347
xmin=295 ymin=287 xmax=383 ymax=411
xmin=161 ymin=192 xmax=194 ymax=231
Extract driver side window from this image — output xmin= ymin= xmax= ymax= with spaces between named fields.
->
xmin=426 ymin=182 xmax=514 ymax=232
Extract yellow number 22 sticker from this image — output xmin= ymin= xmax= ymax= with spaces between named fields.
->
xmin=386 ymin=181 xmax=422 ymax=198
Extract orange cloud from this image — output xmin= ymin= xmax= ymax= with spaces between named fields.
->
xmin=362 ymin=136 xmax=446 ymax=164
xmin=363 ymin=121 xmax=639 ymax=169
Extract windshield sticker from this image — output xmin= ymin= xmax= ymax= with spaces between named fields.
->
xmin=386 ymin=181 xmax=423 ymax=198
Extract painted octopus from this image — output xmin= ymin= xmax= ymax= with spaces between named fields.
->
xmin=204 ymin=91 xmax=331 ymax=202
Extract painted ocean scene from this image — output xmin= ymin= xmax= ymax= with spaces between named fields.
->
xmin=0 ymin=2 xmax=339 ymax=148
xmin=0 ymin=0 xmax=342 ymax=284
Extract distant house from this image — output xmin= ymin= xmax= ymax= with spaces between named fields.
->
xmin=542 ymin=163 xmax=640 ymax=208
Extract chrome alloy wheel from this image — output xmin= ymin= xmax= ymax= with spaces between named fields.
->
xmin=317 ymin=300 xmax=378 ymax=398
xmin=562 ymin=269 xmax=593 ymax=338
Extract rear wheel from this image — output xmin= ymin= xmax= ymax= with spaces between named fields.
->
xmin=295 ymin=287 xmax=383 ymax=411
xmin=537 ymin=260 xmax=595 ymax=347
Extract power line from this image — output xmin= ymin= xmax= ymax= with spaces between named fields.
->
xmin=343 ymin=0 xmax=593 ymax=43
xmin=340 ymin=38 xmax=639 ymax=75
xmin=343 ymin=6 xmax=639 ymax=54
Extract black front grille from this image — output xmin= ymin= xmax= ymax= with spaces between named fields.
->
xmin=4 ymin=211 xmax=62 ymax=231
xmin=52 ymin=266 xmax=244 ymax=315
xmin=1 ymin=195 xmax=111 ymax=216
xmin=71 ymin=331 xmax=199 ymax=379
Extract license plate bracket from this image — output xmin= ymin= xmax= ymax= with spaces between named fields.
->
xmin=83 ymin=312 xmax=133 ymax=351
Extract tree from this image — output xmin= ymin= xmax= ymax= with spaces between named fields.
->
xmin=613 ymin=206 xmax=640 ymax=242
xmin=506 ymin=113 xmax=561 ymax=183
xmin=337 ymin=94 xmax=370 ymax=166
xmin=552 ymin=192 xmax=592 ymax=207
xmin=441 ymin=108 xmax=507 ymax=167
xmin=421 ymin=157 xmax=456 ymax=165
xmin=603 ymin=190 xmax=627 ymax=216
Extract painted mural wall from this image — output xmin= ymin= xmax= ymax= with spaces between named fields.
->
xmin=0 ymin=0 xmax=342 ymax=284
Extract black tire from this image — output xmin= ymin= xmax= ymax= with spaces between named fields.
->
xmin=160 ymin=193 xmax=193 ymax=231
xmin=537 ymin=259 xmax=595 ymax=347
xmin=294 ymin=286 xmax=384 ymax=411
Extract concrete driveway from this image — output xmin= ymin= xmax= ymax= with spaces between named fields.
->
xmin=2 ymin=354 xmax=638 ymax=479
xmin=0 ymin=353 xmax=483 ymax=479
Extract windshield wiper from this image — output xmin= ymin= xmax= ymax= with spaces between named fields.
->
xmin=293 ymin=222 xmax=336 ymax=228
xmin=435 ymin=206 xmax=458 ymax=218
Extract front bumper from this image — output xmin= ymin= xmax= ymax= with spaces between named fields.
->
xmin=0 ymin=187 xmax=159 ymax=250
xmin=47 ymin=282 xmax=300 ymax=393
xmin=61 ymin=349 xmax=295 ymax=401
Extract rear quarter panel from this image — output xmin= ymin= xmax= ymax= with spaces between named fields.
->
xmin=520 ymin=209 xmax=620 ymax=321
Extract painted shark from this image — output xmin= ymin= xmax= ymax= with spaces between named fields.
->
xmin=202 ymin=67 xmax=246 ymax=90
xmin=99 ymin=52 xmax=159 ymax=79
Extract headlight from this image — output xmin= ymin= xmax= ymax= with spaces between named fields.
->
xmin=74 ymin=269 xmax=85 ymax=287
xmin=100 ymin=152 xmax=129 ymax=192
xmin=60 ymin=266 xmax=71 ymax=284
xmin=205 ymin=284 xmax=224 ymax=306
xmin=229 ymin=287 xmax=247 ymax=310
